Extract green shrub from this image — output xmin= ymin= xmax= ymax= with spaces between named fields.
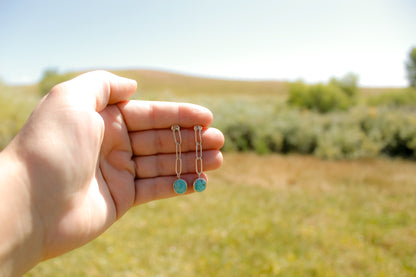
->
xmin=406 ymin=46 xmax=416 ymax=88
xmin=329 ymin=73 xmax=359 ymax=98
xmin=288 ymin=81 xmax=352 ymax=113
xmin=274 ymin=110 xmax=319 ymax=154
xmin=217 ymin=102 xmax=416 ymax=159
xmin=315 ymin=122 xmax=381 ymax=159
xmin=38 ymin=69 xmax=76 ymax=96
xmin=286 ymin=81 xmax=308 ymax=108
xmin=287 ymin=73 xmax=359 ymax=113
xmin=252 ymin=123 xmax=284 ymax=155
xmin=365 ymin=110 xmax=416 ymax=158
xmin=222 ymin=121 xmax=255 ymax=152
xmin=366 ymin=88 xmax=416 ymax=108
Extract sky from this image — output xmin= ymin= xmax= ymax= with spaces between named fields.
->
xmin=0 ymin=0 xmax=415 ymax=87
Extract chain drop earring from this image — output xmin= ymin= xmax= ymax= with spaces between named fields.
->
xmin=172 ymin=125 xmax=187 ymax=194
xmin=193 ymin=125 xmax=207 ymax=192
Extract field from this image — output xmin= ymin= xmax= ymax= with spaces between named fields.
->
xmin=25 ymin=153 xmax=416 ymax=276
xmin=0 ymin=70 xmax=415 ymax=276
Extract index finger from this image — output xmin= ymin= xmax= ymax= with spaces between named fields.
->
xmin=117 ymin=100 xmax=213 ymax=131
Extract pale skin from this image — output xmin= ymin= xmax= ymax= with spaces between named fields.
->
xmin=0 ymin=71 xmax=224 ymax=276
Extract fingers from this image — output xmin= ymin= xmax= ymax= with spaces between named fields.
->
xmin=51 ymin=70 xmax=137 ymax=112
xmin=134 ymin=150 xmax=223 ymax=178
xmin=134 ymin=173 xmax=208 ymax=205
xmin=130 ymin=127 xmax=224 ymax=155
xmin=117 ymin=100 xmax=213 ymax=131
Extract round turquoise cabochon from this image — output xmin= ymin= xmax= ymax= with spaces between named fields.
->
xmin=173 ymin=179 xmax=187 ymax=194
xmin=193 ymin=178 xmax=206 ymax=192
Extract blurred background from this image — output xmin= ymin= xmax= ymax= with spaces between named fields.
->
xmin=1 ymin=0 xmax=416 ymax=276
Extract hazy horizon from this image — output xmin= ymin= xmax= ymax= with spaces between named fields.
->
xmin=2 ymin=67 xmax=411 ymax=89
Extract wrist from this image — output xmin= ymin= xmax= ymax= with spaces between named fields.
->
xmin=0 ymin=144 xmax=44 ymax=276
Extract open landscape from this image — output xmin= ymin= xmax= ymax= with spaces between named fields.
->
xmin=1 ymin=69 xmax=415 ymax=276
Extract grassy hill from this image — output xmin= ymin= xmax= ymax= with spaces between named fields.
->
xmin=1 ymin=68 xmax=403 ymax=102
xmin=112 ymin=69 xmax=289 ymax=97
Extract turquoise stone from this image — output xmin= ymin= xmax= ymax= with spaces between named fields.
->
xmin=173 ymin=179 xmax=187 ymax=194
xmin=193 ymin=178 xmax=207 ymax=192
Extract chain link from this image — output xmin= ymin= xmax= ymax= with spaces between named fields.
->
xmin=194 ymin=125 xmax=203 ymax=177
xmin=172 ymin=125 xmax=182 ymax=178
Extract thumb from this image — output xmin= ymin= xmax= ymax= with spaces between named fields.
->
xmin=54 ymin=70 xmax=137 ymax=112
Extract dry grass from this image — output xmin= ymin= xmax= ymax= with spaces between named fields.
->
xmin=113 ymin=69 xmax=289 ymax=98
xmin=215 ymin=153 xmax=416 ymax=190
xmin=26 ymin=153 xmax=416 ymax=277
xmin=360 ymin=87 xmax=404 ymax=96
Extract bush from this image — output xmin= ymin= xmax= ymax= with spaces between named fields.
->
xmin=329 ymin=73 xmax=359 ymax=98
xmin=274 ymin=110 xmax=320 ymax=154
xmin=360 ymin=109 xmax=416 ymax=158
xmin=287 ymin=73 xmax=359 ymax=113
xmin=217 ymin=103 xmax=416 ymax=159
xmin=288 ymin=82 xmax=352 ymax=113
xmin=406 ymin=46 xmax=416 ymax=88
xmin=366 ymin=88 xmax=416 ymax=108
xmin=38 ymin=69 xmax=76 ymax=96
xmin=252 ymin=130 xmax=283 ymax=155
xmin=315 ymin=119 xmax=381 ymax=159
xmin=222 ymin=121 xmax=255 ymax=152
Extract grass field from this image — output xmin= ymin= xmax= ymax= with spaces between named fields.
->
xmin=25 ymin=153 xmax=416 ymax=277
xmin=1 ymin=70 xmax=416 ymax=276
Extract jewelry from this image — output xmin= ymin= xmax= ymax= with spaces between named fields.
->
xmin=172 ymin=125 xmax=187 ymax=194
xmin=193 ymin=125 xmax=207 ymax=192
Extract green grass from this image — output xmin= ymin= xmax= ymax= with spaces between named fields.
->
xmin=26 ymin=153 xmax=416 ymax=276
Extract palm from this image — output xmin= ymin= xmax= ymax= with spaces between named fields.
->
xmin=14 ymin=71 xmax=223 ymax=261
xmin=41 ymin=104 xmax=137 ymax=258
xmin=98 ymin=104 xmax=136 ymax=218
xmin=28 ymin=103 xmax=136 ymax=259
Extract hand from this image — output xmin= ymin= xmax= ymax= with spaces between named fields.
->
xmin=0 ymin=71 xmax=224 ymax=276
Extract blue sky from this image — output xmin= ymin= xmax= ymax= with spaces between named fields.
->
xmin=0 ymin=0 xmax=415 ymax=87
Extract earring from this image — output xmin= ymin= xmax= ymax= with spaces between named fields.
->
xmin=193 ymin=125 xmax=207 ymax=192
xmin=172 ymin=125 xmax=187 ymax=194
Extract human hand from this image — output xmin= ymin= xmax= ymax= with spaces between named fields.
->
xmin=0 ymin=71 xmax=224 ymax=276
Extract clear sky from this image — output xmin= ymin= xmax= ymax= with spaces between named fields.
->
xmin=0 ymin=0 xmax=415 ymax=87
